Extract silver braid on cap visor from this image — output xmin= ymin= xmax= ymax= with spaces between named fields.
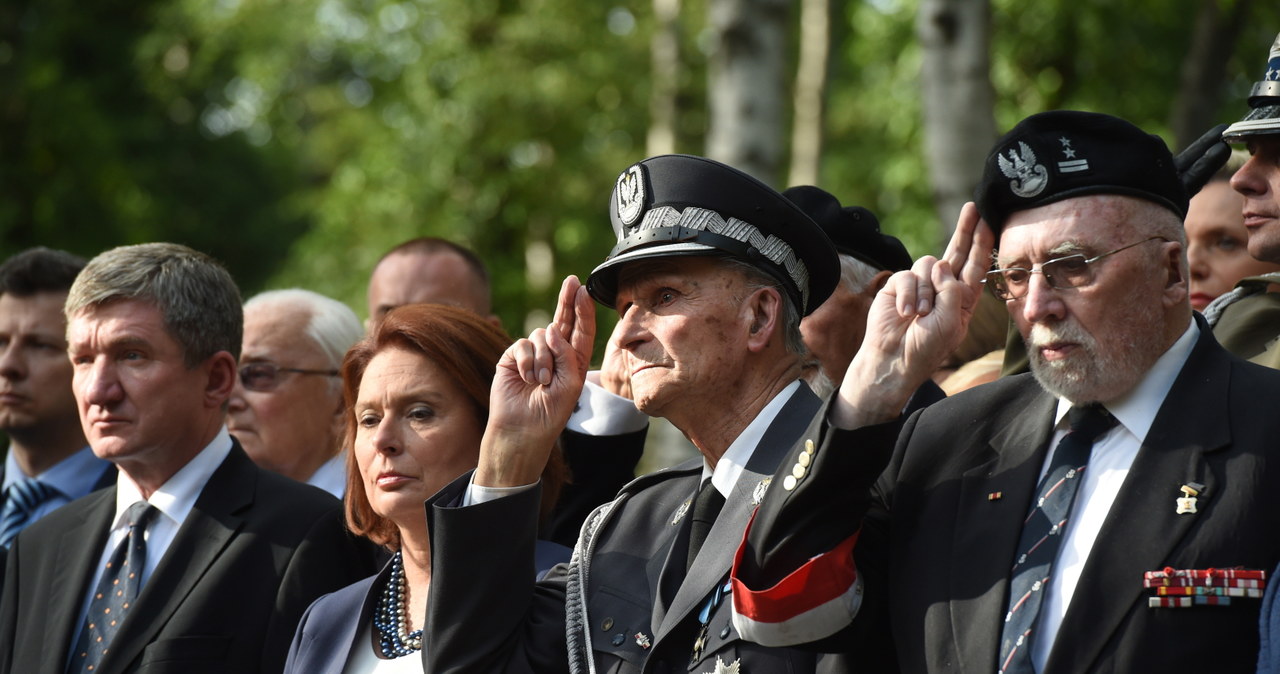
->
xmin=616 ymin=205 xmax=811 ymax=309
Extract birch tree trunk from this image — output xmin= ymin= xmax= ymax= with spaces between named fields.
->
xmin=788 ymin=0 xmax=829 ymax=187
xmin=706 ymin=0 xmax=791 ymax=186
xmin=648 ymin=0 xmax=681 ymax=157
xmin=917 ymin=0 xmax=995 ymax=239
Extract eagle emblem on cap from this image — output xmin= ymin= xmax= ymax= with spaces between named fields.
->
xmin=616 ymin=165 xmax=645 ymax=226
xmin=998 ymin=141 xmax=1048 ymax=198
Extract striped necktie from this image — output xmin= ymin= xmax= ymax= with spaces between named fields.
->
xmin=998 ymin=404 xmax=1116 ymax=674
xmin=0 ymin=477 xmax=57 ymax=548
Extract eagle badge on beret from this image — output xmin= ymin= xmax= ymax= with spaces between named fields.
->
xmin=616 ymin=164 xmax=646 ymax=226
xmin=998 ymin=141 xmax=1048 ymax=198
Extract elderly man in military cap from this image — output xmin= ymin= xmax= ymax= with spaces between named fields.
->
xmin=731 ymin=110 xmax=1280 ymax=673
xmin=784 ymin=186 xmax=945 ymax=413
xmin=1204 ymin=33 xmax=1280 ymax=369
xmin=420 ymin=154 xmax=883 ymax=672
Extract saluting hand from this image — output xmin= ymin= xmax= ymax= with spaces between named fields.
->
xmin=476 ymin=275 xmax=596 ymax=488
xmin=832 ymin=202 xmax=994 ymax=428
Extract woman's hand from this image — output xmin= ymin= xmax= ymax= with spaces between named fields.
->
xmin=475 ymin=275 xmax=596 ymax=487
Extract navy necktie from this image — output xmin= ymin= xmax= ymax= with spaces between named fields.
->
xmin=998 ymin=404 xmax=1116 ymax=674
xmin=67 ymin=502 xmax=159 ymax=674
xmin=0 ymin=477 xmax=56 ymax=548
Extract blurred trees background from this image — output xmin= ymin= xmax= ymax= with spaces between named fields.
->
xmin=2 ymin=0 xmax=1278 ymax=343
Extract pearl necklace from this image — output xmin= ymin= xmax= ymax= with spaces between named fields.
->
xmin=373 ymin=551 xmax=423 ymax=657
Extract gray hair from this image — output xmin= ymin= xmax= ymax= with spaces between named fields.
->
xmin=718 ymin=257 xmax=808 ymax=357
xmin=66 ymin=243 xmax=243 ymax=367
xmin=837 ymin=253 xmax=883 ymax=295
xmin=243 ymin=289 xmax=363 ymax=371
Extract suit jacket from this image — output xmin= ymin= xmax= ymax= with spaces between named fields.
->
xmin=738 ymin=320 xmax=1280 ymax=673
xmin=284 ymin=541 xmax=571 ymax=673
xmin=423 ymin=383 xmax=863 ymax=673
xmin=0 ymin=442 xmax=378 ymax=674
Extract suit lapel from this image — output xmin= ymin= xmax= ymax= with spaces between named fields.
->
xmin=1045 ymin=329 xmax=1231 ymax=673
xmin=654 ymin=385 xmax=821 ymax=644
xmin=97 ymin=445 xmax=255 ymax=672
xmin=44 ymin=489 xmax=117 ymax=666
xmin=949 ymin=382 xmax=1058 ymax=672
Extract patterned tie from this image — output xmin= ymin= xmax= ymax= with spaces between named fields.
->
xmin=67 ymin=502 xmax=159 ymax=674
xmin=686 ymin=478 xmax=725 ymax=572
xmin=998 ymin=404 xmax=1117 ymax=674
xmin=0 ymin=477 xmax=57 ymax=548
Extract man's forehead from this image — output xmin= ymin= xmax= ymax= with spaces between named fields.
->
xmin=0 ymin=291 xmax=69 ymax=329
xmin=997 ymin=196 xmax=1141 ymax=255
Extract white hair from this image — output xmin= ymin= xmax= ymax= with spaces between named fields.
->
xmin=838 ymin=253 xmax=883 ymax=294
xmin=243 ymin=289 xmax=363 ymax=374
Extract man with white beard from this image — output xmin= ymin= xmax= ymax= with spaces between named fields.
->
xmin=731 ymin=110 xmax=1280 ymax=673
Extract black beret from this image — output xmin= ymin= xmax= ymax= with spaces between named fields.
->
xmin=1224 ymin=32 xmax=1280 ymax=142
xmin=782 ymin=186 xmax=913 ymax=273
xmin=586 ymin=155 xmax=839 ymax=316
xmin=974 ymin=110 xmax=1187 ymax=237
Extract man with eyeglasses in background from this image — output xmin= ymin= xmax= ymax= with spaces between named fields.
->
xmin=228 ymin=289 xmax=362 ymax=498
xmin=730 ymin=111 xmax=1280 ymax=673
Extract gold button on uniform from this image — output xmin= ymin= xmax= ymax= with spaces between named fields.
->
xmin=798 ymin=452 xmax=811 ymax=468
xmin=791 ymin=463 xmax=806 ymax=480
xmin=601 ymin=617 xmax=614 ymax=631
xmin=804 ymin=439 xmax=815 ymax=454
xmin=783 ymin=475 xmax=798 ymax=491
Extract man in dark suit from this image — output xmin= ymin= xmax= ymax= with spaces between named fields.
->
xmin=0 ymin=243 xmax=374 ymax=674
xmin=732 ymin=111 xmax=1280 ymax=673
xmin=421 ymin=154 xmax=873 ymax=672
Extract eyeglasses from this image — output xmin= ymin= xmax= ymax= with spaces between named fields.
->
xmin=238 ymin=363 xmax=339 ymax=392
xmin=983 ymin=236 xmax=1169 ymax=301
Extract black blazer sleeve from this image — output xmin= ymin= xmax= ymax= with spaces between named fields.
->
xmin=423 ymin=472 xmax=570 ymax=674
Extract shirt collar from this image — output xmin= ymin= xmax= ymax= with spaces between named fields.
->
xmin=706 ymin=380 xmax=802 ymax=497
xmin=4 ymin=445 xmax=110 ymax=500
xmin=113 ymin=426 xmax=235 ymax=530
xmin=1053 ymin=319 xmax=1198 ymax=442
xmin=306 ymin=452 xmax=347 ymax=499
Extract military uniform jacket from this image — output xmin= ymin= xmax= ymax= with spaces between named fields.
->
xmin=1210 ymin=273 xmax=1280 ymax=361
xmin=423 ymin=383 xmax=857 ymax=674
xmin=735 ymin=320 xmax=1280 ymax=673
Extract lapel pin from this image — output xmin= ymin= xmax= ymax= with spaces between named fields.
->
xmin=634 ymin=632 xmax=651 ymax=650
xmin=1175 ymin=482 xmax=1204 ymax=515
xmin=751 ymin=478 xmax=771 ymax=505
xmin=988 ymin=491 xmax=1003 ymax=501
xmin=672 ymin=500 xmax=691 ymax=525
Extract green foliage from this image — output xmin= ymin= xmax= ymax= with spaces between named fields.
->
xmin=4 ymin=0 xmax=1280 ymax=358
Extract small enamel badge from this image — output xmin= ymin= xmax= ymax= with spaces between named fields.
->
xmin=704 ymin=656 xmax=741 ymax=674
xmin=1176 ymin=482 xmax=1204 ymax=515
xmin=751 ymin=478 xmax=771 ymax=505
xmin=634 ymin=632 xmax=651 ymax=650
xmin=672 ymin=500 xmax=691 ymax=525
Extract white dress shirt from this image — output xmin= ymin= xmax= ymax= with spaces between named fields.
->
xmin=1031 ymin=321 xmax=1198 ymax=671
xmin=307 ymin=452 xmax=347 ymax=499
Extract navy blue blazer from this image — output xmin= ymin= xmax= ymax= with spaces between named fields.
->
xmin=284 ymin=540 xmax=570 ymax=673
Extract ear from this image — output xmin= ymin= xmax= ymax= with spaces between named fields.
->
xmin=203 ymin=351 xmax=239 ymax=409
xmin=1161 ymin=240 xmax=1189 ymax=308
xmin=869 ymin=269 xmax=893 ymax=293
xmin=745 ymin=287 xmax=783 ymax=353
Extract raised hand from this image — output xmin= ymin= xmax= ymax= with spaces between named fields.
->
xmin=831 ymin=203 xmax=994 ymax=428
xmin=476 ymin=275 xmax=596 ymax=488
